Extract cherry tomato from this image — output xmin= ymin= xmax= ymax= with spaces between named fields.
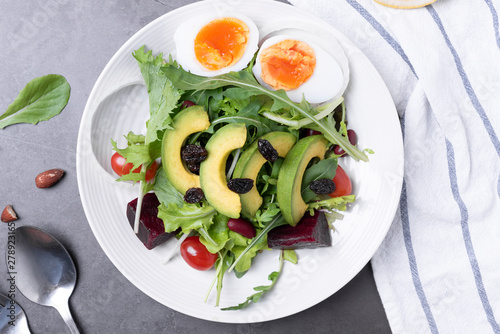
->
xmin=180 ymin=236 xmax=218 ymax=271
xmin=110 ymin=152 xmax=158 ymax=182
xmin=328 ymin=165 xmax=352 ymax=198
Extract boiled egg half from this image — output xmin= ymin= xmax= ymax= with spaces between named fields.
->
xmin=174 ymin=13 xmax=259 ymax=77
xmin=253 ymin=29 xmax=348 ymax=104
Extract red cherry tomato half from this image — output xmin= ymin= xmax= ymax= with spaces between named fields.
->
xmin=180 ymin=236 xmax=218 ymax=271
xmin=110 ymin=152 xmax=158 ymax=182
xmin=328 ymin=165 xmax=352 ymax=198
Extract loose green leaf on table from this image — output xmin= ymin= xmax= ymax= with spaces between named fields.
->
xmin=0 ymin=74 xmax=70 ymax=129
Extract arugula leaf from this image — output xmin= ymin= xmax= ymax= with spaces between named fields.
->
xmin=255 ymin=203 xmax=280 ymax=228
xmin=153 ymin=168 xmax=184 ymax=207
xmin=0 ymin=74 xmax=70 ymax=129
xmin=230 ymin=233 xmax=268 ymax=273
xmin=158 ymin=202 xmax=216 ymax=234
xmin=133 ymin=46 xmax=183 ymax=144
xmin=222 ymin=250 xmax=284 ymax=311
xmin=161 ymin=64 xmax=368 ymax=161
xmin=227 ymin=214 xmax=287 ymax=273
xmin=301 ymin=157 xmax=338 ymax=203
xmin=283 ymin=249 xmax=298 ymax=264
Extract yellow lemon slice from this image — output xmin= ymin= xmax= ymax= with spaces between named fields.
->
xmin=374 ymin=0 xmax=437 ymax=9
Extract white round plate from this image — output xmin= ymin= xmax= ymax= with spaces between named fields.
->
xmin=76 ymin=0 xmax=404 ymax=323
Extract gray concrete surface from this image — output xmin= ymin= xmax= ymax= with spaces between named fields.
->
xmin=0 ymin=0 xmax=391 ymax=333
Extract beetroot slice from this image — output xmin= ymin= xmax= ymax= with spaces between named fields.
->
xmin=127 ymin=193 xmax=176 ymax=250
xmin=267 ymin=210 xmax=331 ymax=249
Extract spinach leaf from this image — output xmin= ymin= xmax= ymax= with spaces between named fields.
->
xmin=153 ymin=167 xmax=184 ymax=207
xmin=301 ymin=157 xmax=338 ymax=203
xmin=0 ymin=74 xmax=70 ymax=129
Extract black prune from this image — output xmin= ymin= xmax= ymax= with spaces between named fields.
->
xmin=184 ymin=187 xmax=204 ymax=203
xmin=181 ymin=144 xmax=208 ymax=164
xmin=187 ymin=163 xmax=200 ymax=175
xmin=227 ymin=178 xmax=254 ymax=194
xmin=258 ymin=139 xmax=278 ymax=162
xmin=309 ymin=178 xmax=336 ymax=195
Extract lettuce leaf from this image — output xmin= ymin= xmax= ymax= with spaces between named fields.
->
xmin=158 ymin=202 xmax=216 ymax=234
xmin=133 ymin=46 xmax=183 ymax=144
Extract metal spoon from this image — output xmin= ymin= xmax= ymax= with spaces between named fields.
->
xmin=12 ymin=226 xmax=80 ymax=334
xmin=0 ymin=292 xmax=31 ymax=333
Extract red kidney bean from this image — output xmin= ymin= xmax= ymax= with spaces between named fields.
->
xmin=333 ymin=129 xmax=357 ymax=157
xmin=303 ymin=129 xmax=322 ymax=137
xmin=181 ymin=100 xmax=195 ymax=109
xmin=227 ymin=218 xmax=256 ymax=239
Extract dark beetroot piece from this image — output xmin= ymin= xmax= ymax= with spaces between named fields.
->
xmin=333 ymin=129 xmax=358 ymax=157
xmin=127 ymin=193 xmax=177 ymax=250
xmin=181 ymin=144 xmax=208 ymax=165
xmin=267 ymin=210 xmax=331 ymax=249
xmin=310 ymin=178 xmax=336 ymax=195
xmin=258 ymin=139 xmax=278 ymax=162
xmin=227 ymin=178 xmax=254 ymax=194
xmin=184 ymin=187 xmax=204 ymax=203
xmin=227 ymin=218 xmax=256 ymax=239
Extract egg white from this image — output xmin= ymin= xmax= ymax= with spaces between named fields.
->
xmin=253 ymin=33 xmax=344 ymax=105
xmin=174 ymin=13 xmax=259 ymax=77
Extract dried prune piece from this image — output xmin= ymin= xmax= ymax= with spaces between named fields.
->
xmin=227 ymin=178 xmax=254 ymax=194
xmin=258 ymin=139 xmax=278 ymax=162
xmin=184 ymin=187 xmax=204 ymax=203
xmin=181 ymin=144 xmax=208 ymax=164
xmin=309 ymin=178 xmax=336 ymax=195
xmin=187 ymin=163 xmax=200 ymax=175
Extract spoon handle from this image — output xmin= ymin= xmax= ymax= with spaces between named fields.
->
xmin=55 ymin=302 xmax=80 ymax=334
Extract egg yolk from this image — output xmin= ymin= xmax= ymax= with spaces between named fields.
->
xmin=259 ymin=39 xmax=316 ymax=91
xmin=194 ymin=18 xmax=249 ymax=71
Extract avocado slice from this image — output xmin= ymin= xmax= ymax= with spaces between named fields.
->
xmin=199 ymin=123 xmax=247 ymax=218
xmin=233 ymin=132 xmax=297 ymax=219
xmin=277 ymin=135 xmax=328 ymax=226
xmin=161 ymin=105 xmax=210 ymax=194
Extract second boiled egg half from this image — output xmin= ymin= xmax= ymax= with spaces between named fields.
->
xmin=253 ymin=30 xmax=346 ymax=104
xmin=174 ymin=13 xmax=259 ymax=76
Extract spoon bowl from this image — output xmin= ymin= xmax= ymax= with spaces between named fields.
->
xmin=13 ymin=226 xmax=80 ymax=334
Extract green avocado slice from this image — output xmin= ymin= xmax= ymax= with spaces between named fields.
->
xmin=277 ymin=135 xmax=328 ymax=226
xmin=233 ymin=131 xmax=297 ymax=219
xmin=200 ymin=123 xmax=247 ymax=218
xmin=161 ymin=105 xmax=210 ymax=194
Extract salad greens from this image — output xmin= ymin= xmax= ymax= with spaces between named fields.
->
xmin=112 ymin=46 xmax=360 ymax=309
xmin=0 ymin=74 xmax=70 ymax=129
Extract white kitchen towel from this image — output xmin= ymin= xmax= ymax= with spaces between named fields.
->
xmin=287 ymin=0 xmax=500 ymax=333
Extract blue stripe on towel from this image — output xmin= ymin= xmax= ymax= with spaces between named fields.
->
xmin=400 ymin=181 xmax=440 ymax=334
xmin=445 ymin=139 xmax=500 ymax=333
xmin=483 ymin=0 xmax=500 ymax=49
xmin=345 ymin=0 xmax=417 ymax=77
xmin=427 ymin=5 xmax=500 ymax=158
xmin=400 ymin=114 xmax=440 ymax=334
xmin=498 ymin=174 xmax=500 ymax=199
